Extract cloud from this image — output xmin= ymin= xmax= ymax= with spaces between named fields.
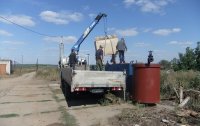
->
xmin=88 ymin=13 xmax=96 ymax=19
xmin=168 ymin=41 xmax=193 ymax=47
xmin=143 ymin=28 xmax=152 ymax=33
xmin=135 ymin=42 xmax=150 ymax=47
xmin=44 ymin=36 xmax=77 ymax=43
xmin=123 ymin=0 xmax=174 ymax=13
xmin=0 ymin=29 xmax=13 ymax=36
xmin=153 ymin=28 xmax=181 ymax=36
xmin=2 ymin=40 xmax=25 ymax=45
xmin=115 ymin=28 xmax=138 ymax=37
xmin=107 ymin=27 xmax=116 ymax=31
xmin=83 ymin=5 xmax=90 ymax=10
xmin=40 ymin=11 xmax=83 ymax=25
xmin=124 ymin=0 xmax=136 ymax=7
xmin=0 ymin=14 xmax=35 ymax=27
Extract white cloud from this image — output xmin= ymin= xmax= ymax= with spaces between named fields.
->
xmin=123 ymin=0 xmax=174 ymax=13
xmin=143 ymin=28 xmax=152 ymax=32
xmin=107 ymin=27 xmax=116 ymax=31
xmin=124 ymin=0 xmax=136 ymax=7
xmin=44 ymin=36 xmax=77 ymax=43
xmin=2 ymin=40 xmax=25 ymax=45
xmin=0 ymin=29 xmax=13 ymax=36
xmin=88 ymin=13 xmax=96 ymax=19
xmin=168 ymin=41 xmax=193 ymax=47
xmin=40 ymin=11 xmax=83 ymax=25
xmin=115 ymin=28 xmax=138 ymax=37
xmin=153 ymin=28 xmax=181 ymax=36
xmin=135 ymin=42 xmax=150 ymax=47
xmin=0 ymin=14 xmax=35 ymax=27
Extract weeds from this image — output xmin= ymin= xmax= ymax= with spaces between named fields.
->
xmin=160 ymin=70 xmax=200 ymax=112
xmin=36 ymin=67 xmax=60 ymax=81
xmin=160 ymin=70 xmax=199 ymax=98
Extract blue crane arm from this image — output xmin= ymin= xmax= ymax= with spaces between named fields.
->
xmin=71 ymin=13 xmax=107 ymax=53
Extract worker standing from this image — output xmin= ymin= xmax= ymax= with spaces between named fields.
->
xmin=116 ymin=38 xmax=127 ymax=63
xmin=95 ymin=45 xmax=104 ymax=71
xmin=69 ymin=49 xmax=77 ymax=70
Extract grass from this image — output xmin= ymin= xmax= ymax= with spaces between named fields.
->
xmin=40 ymin=110 xmax=60 ymax=114
xmin=49 ymin=84 xmax=78 ymax=126
xmin=35 ymin=67 xmax=60 ymax=81
xmin=0 ymin=114 xmax=19 ymax=118
xmin=160 ymin=70 xmax=200 ymax=111
xmin=23 ymin=113 xmax=32 ymax=116
xmin=160 ymin=70 xmax=200 ymax=98
xmin=59 ymin=106 xmax=78 ymax=126
xmin=0 ymin=100 xmax=53 ymax=104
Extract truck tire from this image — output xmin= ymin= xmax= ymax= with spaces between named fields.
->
xmin=65 ymin=84 xmax=73 ymax=101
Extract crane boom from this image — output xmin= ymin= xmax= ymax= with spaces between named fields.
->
xmin=71 ymin=13 xmax=107 ymax=53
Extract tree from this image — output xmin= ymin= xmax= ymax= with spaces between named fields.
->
xmin=178 ymin=47 xmax=196 ymax=70
xmin=195 ymin=42 xmax=200 ymax=71
xmin=172 ymin=47 xmax=196 ymax=71
xmin=159 ymin=60 xmax=171 ymax=70
xmin=171 ymin=58 xmax=179 ymax=71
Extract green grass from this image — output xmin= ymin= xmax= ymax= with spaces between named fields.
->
xmin=49 ymin=84 xmax=77 ymax=126
xmin=59 ymin=106 xmax=78 ymax=126
xmin=0 ymin=114 xmax=19 ymax=118
xmin=23 ymin=113 xmax=32 ymax=116
xmin=40 ymin=110 xmax=60 ymax=114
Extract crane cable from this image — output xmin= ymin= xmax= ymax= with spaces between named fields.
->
xmin=0 ymin=15 xmax=59 ymax=38
xmin=103 ymin=16 xmax=107 ymax=56
xmin=103 ymin=16 xmax=115 ymax=56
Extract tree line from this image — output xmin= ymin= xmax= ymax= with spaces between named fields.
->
xmin=159 ymin=42 xmax=200 ymax=71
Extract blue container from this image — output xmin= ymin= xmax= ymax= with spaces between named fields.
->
xmin=105 ymin=63 xmax=133 ymax=93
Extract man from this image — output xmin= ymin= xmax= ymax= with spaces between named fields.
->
xmin=96 ymin=45 xmax=104 ymax=71
xmin=116 ymin=38 xmax=127 ymax=63
xmin=69 ymin=49 xmax=77 ymax=70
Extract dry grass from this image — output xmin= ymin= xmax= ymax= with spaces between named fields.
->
xmin=35 ymin=67 xmax=60 ymax=81
xmin=160 ymin=70 xmax=199 ymax=97
xmin=161 ymin=70 xmax=200 ymax=111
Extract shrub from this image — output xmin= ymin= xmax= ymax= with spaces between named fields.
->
xmin=160 ymin=70 xmax=199 ymax=98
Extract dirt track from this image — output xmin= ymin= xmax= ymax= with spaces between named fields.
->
xmin=0 ymin=72 xmax=132 ymax=126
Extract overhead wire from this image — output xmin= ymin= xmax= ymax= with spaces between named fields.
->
xmin=0 ymin=15 xmax=59 ymax=38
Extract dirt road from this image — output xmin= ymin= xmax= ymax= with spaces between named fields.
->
xmin=0 ymin=72 xmax=132 ymax=126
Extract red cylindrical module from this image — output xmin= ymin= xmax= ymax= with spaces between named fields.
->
xmin=133 ymin=64 xmax=160 ymax=103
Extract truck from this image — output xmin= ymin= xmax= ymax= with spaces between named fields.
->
xmin=60 ymin=13 xmax=126 ymax=99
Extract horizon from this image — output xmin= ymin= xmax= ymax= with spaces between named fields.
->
xmin=0 ymin=0 xmax=199 ymax=64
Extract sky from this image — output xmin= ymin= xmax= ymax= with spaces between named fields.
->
xmin=0 ymin=0 xmax=200 ymax=65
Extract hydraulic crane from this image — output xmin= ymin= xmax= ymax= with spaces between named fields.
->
xmin=59 ymin=13 xmax=107 ymax=67
xmin=71 ymin=13 xmax=107 ymax=53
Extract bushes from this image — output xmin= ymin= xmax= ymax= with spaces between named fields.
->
xmin=160 ymin=70 xmax=200 ymax=111
xmin=160 ymin=70 xmax=199 ymax=98
xmin=189 ymin=74 xmax=200 ymax=90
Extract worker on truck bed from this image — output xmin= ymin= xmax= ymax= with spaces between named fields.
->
xmin=69 ymin=49 xmax=77 ymax=70
xmin=116 ymin=38 xmax=127 ymax=63
xmin=96 ymin=45 xmax=104 ymax=71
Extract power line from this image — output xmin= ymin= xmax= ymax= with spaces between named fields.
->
xmin=0 ymin=15 xmax=59 ymax=38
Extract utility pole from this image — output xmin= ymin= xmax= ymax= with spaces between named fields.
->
xmin=20 ymin=55 xmax=23 ymax=74
xmin=36 ymin=58 xmax=38 ymax=72
xmin=87 ymin=54 xmax=90 ymax=70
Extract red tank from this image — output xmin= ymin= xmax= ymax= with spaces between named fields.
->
xmin=133 ymin=64 xmax=160 ymax=103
